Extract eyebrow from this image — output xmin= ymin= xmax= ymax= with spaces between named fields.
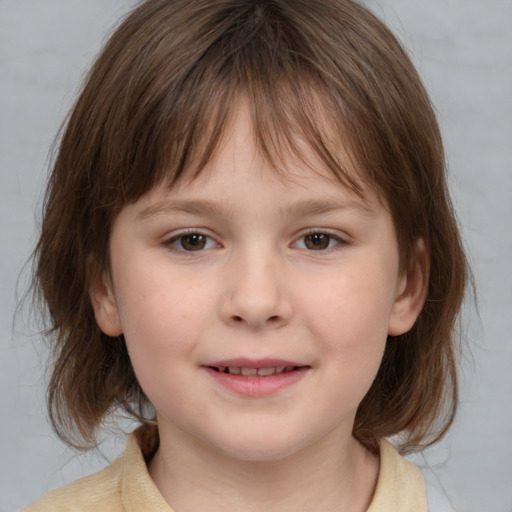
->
xmin=136 ymin=197 xmax=375 ymax=221
xmin=137 ymin=199 xmax=235 ymax=220
xmin=280 ymin=198 xmax=376 ymax=218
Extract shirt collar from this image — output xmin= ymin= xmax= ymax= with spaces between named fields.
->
xmin=120 ymin=426 xmax=426 ymax=511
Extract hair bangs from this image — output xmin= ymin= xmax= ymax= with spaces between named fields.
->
xmin=114 ymin=2 xmax=369 ymax=203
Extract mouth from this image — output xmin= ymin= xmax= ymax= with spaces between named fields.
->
xmin=209 ymin=366 xmax=301 ymax=377
xmin=203 ymin=359 xmax=310 ymax=396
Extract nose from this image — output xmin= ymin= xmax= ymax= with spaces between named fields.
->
xmin=219 ymin=249 xmax=293 ymax=330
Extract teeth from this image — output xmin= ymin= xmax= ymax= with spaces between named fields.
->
xmin=240 ymin=367 xmax=258 ymax=376
xmin=216 ymin=366 xmax=297 ymax=376
xmin=257 ymin=367 xmax=276 ymax=376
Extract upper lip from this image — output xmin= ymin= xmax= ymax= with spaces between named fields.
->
xmin=203 ymin=358 xmax=308 ymax=369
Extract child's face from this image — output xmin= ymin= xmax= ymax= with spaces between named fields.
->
xmin=91 ymin=100 xmax=419 ymax=461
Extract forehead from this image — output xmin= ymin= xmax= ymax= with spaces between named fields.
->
xmin=137 ymin=98 xmax=380 ymax=219
xmin=160 ymin=95 xmax=379 ymax=209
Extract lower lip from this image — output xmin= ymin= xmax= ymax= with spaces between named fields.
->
xmin=204 ymin=367 xmax=309 ymax=397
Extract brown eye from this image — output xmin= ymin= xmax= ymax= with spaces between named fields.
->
xmin=179 ymin=234 xmax=207 ymax=251
xmin=167 ymin=233 xmax=218 ymax=252
xmin=303 ymin=233 xmax=331 ymax=250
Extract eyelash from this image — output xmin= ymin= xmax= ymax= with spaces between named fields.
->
xmin=164 ymin=230 xmax=348 ymax=253
xmin=165 ymin=230 xmax=220 ymax=252
xmin=293 ymin=231 xmax=347 ymax=252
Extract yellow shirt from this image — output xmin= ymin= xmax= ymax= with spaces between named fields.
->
xmin=23 ymin=426 xmax=427 ymax=511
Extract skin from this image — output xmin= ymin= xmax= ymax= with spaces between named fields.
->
xmin=90 ymin=100 xmax=427 ymax=512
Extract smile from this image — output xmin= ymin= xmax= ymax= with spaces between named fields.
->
xmin=213 ymin=366 xmax=299 ymax=376
xmin=203 ymin=360 xmax=310 ymax=397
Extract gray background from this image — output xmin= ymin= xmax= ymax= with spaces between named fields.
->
xmin=1 ymin=1 xmax=511 ymax=510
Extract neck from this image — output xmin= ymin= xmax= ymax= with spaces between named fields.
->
xmin=148 ymin=425 xmax=379 ymax=512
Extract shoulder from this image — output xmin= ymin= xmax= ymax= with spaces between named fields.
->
xmin=21 ymin=460 xmax=124 ymax=512
xmin=22 ymin=426 xmax=162 ymax=512
xmin=377 ymin=439 xmax=455 ymax=512
xmin=370 ymin=439 xmax=456 ymax=512
xmin=22 ymin=456 xmax=124 ymax=512
xmin=368 ymin=439 xmax=427 ymax=511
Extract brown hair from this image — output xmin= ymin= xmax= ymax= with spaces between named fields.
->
xmin=34 ymin=0 xmax=469 ymax=453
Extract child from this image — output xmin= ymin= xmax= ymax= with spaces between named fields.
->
xmin=24 ymin=0 xmax=469 ymax=510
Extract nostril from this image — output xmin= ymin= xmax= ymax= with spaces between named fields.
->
xmin=231 ymin=315 xmax=280 ymax=324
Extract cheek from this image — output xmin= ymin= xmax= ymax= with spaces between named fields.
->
xmin=306 ymin=269 xmax=395 ymax=343
xmin=300 ymin=267 xmax=394 ymax=386
xmin=113 ymin=270 xmax=212 ymax=384
xmin=118 ymin=292 xmax=202 ymax=417
xmin=313 ymin=293 xmax=388 ymax=416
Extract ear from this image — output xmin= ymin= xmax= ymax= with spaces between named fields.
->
xmin=89 ymin=271 xmax=123 ymax=336
xmin=388 ymin=239 xmax=429 ymax=336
